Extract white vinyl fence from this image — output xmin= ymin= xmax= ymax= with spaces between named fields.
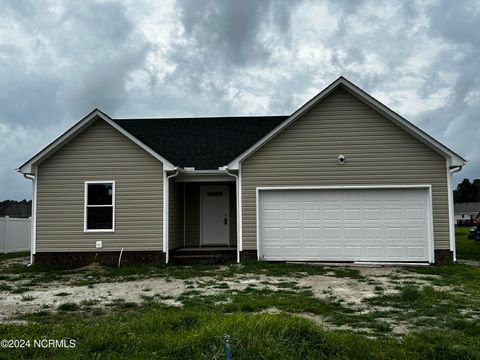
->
xmin=0 ymin=216 xmax=31 ymax=253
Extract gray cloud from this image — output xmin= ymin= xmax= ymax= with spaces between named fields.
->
xmin=177 ymin=0 xmax=293 ymax=66
xmin=0 ymin=0 xmax=478 ymax=199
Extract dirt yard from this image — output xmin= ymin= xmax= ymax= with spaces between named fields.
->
xmin=0 ymin=256 xmax=452 ymax=335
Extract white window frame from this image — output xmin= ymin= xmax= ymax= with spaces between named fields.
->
xmin=84 ymin=180 xmax=115 ymax=233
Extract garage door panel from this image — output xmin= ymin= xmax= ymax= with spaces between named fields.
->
xmin=284 ymin=227 xmax=302 ymax=239
xmin=324 ymin=246 xmax=342 ymax=257
xmin=406 ymin=208 xmax=424 ymax=220
xmin=364 ymin=209 xmax=382 ymax=220
xmin=387 ymin=247 xmax=404 ymax=257
xmin=324 ymin=209 xmax=341 ymax=220
xmin=304 ymin=209 xmax=321 ymax=220
xmin=385 ymin=209 xmax=403 ymax=220
xmin=407 ymin=246 xmax=426 ymax=258
xmin=365 ymin=227 xmax=382 ymax=238
xmin=263 ymin=209 xmax=282 ymax=220
xmin=344 ymin=228 xmax=362 ymax=240
xmin=344 ymin=209 xmax=362 ymax=220
xmin=304 ymin=227 xmax=321 ymax=238
xmin=304 ymin=246 xmax=323 ymax=258
xmin=345 ymin=246 xmax=362 ymax=257
xmin=259 ymin=188 xmax=430 ymax=262
xmin=324 ymin=227 xmax=342 ymax=239
xmin=365 ymin=246 xmax=383 ymax=258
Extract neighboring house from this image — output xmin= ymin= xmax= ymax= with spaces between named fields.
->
xmin=454 ymin=202 xmax=480 ymax=225
xmin=17 ymin=77 xmax=467 ymax=267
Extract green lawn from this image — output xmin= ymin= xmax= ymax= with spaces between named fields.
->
xmin=2 ymin=299 xmax=479 ymax=360
xmin=455 ymin=226 xmax=480 ymax=261
xmin=0 ymin=251 xmax=30 ymax=262
xmin=456 ymin=226 xmax=480 ymax=260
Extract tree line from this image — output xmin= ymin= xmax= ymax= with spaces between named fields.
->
xmin=454 ymin=179 xmax=480 ymax=203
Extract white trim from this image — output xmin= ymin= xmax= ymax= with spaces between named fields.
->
xmin=225 ymin=168 xmax=241 ymax=263
xmin=199 ymin=185 xmax=230 ymax=246
xmin=164 ymin=169 xmax=179 ymax=263
xmin=179 ymin=169 xmax=228 ymax=174
xmin=32 ymin=167 xmax=37 ymax=255
xmin=17 ymin=109 xmax=175 ymax=174
xmin=446 ymin=159 xmax=457 ymax=262
xmin=238 ymin=163 xmax=243 ymax=256
xmin=256 ymin=186 xmax=260 ymax=260
xmin=84 ymin=181 xmax=115 ymax=233
xmin=176 ymin=174 xmax=235 ymax=182
xmin=163 ymin=171 xmax=168 ymax=262
xmin=427 ymin=185 xmax=435 ymax=263
xmin=256 ymin=185 xmax=434 ymax=264
xmin=256 ymin=185 xmax=433 ymax=191
xmin=227 ymin=77 xmax=466 ymax=169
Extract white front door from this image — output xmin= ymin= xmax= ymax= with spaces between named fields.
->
xmin=201 ymin=186 xmax=229 ymax=245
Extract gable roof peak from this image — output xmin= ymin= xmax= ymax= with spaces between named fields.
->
xmin=227 ymin=76 xmax=467 ymax=168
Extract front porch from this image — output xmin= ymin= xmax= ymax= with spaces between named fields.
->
xmin=167 ymin=176 xmax=238 ymax=263
xmin=170 ymin=246 xmax=237 ymax=264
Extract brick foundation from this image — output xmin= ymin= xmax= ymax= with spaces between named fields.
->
xmin=240 ymin=250 xmax=258 ymax=261
xmin=434 ymin=250 xmax=454 ymax=265
xmin=34 ymin=251 xmax=165 ymax=269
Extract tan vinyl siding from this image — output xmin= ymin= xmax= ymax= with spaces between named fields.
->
xmin=241 ymin=87 xmax=450 ymax=251
xmin=36 ymin=119 xmax=163 ymax=252
xmin=169 ymin=180 xmax=184 ymax=250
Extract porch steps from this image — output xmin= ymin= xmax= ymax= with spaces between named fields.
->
xmin=170 ymin=248 xmax=237 ymax=265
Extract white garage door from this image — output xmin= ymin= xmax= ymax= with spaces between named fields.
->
xmin=259 ymin=188 xmax=431 ymax=263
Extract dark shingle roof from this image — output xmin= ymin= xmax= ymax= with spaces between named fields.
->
xmin=112 ymin=116 xmax=288 ymax=169
xmin=454 ymin=202 xmax=480 ymax=214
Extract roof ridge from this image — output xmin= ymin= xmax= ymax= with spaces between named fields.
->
xmin=112 ymin=115 xmax=290 ymax=121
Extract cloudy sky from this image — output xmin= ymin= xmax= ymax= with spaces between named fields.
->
xmin=0 ymin=0 xmax=478 ymax=199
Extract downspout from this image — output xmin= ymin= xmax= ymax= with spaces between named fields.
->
xmin=449 ymin=165 xmax=463 ymax=263
xmin=165 ymin=168 xmax=179 ymax=264
xmin=22 ymin=173 xmax=35 ymax=266
xmin=224 ymin=167 xmax=241 ymax=263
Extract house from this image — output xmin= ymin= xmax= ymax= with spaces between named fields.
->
xmin=17 ymin=77 xmax=467 ymax=267
xmin=0 ymin=200 xmax=32 ymax=218
xmin=454 ymin=202 xmax=480 ymax=225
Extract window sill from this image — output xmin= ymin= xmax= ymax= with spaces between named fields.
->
xmin=84 ymin=229 xmax=115 ymax=233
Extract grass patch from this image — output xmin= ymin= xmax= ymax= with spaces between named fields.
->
xmin=57 ymin=303 xmax=80 ymax=312
xmin=0 ymin=283 xmax=12 ymax=291
xmin=1 ymin=302 xmax=480 ymax=359
xmin=0 ymin=251 xmax=30 ymax=262
xmin=11 ymin=286 xmax=30 ymax=294
xmin=456 ymin=226 xmax=480 ymax=260
xmin=20 ymin=294 xmax=35 ymax=302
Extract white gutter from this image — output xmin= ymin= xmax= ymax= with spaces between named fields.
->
xmin=448 ymin=164 xmax=463 ymax=262
xmin=164 ymin=168 xmax=179 ymax=264
xmin=22 ymin=172 xmax=36 ymax=266
xmin=224 ymin=167 xmax=241 ymax=263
